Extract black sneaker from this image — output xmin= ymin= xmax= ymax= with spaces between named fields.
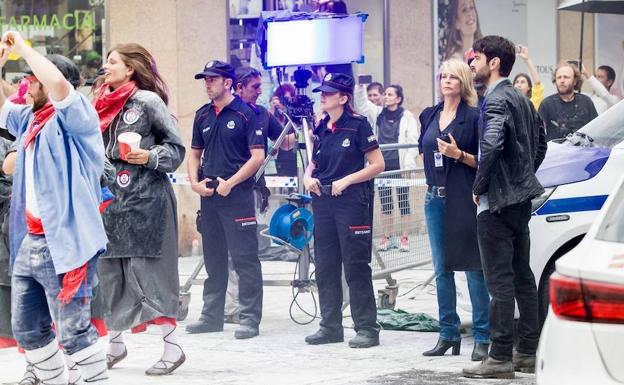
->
xmin=305 ymin=329 xmax=344 ymax=345
xmin=348 ymin=333 xmax=379 ymax=348
xmin=185 ymin=319 xmax=223 ymax=334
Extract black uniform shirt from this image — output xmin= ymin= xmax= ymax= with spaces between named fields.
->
xmin=312 ymin=111 xmax=379 ymax=185
xmin=248 ymin=103 xmax=282 ymax=150
xmin=191 ymin=96 xmax=264 ymax=183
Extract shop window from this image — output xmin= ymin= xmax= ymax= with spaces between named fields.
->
xmin=0 ymin=0 xmax=104 ymax=87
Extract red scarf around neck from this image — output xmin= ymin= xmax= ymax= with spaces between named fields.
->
xmin=93 ymin=81 xmax=138 ymax=132
xmin=23 ymin=103 xmax=55 ymax=149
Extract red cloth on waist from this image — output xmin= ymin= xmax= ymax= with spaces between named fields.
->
xmin=25 ymin=208 xmax=44 ymax=235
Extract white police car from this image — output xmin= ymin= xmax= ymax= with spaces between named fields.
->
xmin=536 ymin=174 xmax=624 ymax=385
xmin=531 ymin=99 xmax=624 ymax=322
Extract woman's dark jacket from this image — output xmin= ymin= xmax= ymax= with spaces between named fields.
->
xmin=418 ymin=101 xmax=481 ymax=271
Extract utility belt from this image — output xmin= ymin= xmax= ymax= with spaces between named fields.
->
xmin=200 ymin=174 xmax=254 ymax=190
xmin=427 ymin=185 xmax=446 ymax=198
xmin=317 ymin=181 xmax=371 ymax=197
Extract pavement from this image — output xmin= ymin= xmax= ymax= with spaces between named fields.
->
xmin=0 ymin=256 xmax=536 ymax=385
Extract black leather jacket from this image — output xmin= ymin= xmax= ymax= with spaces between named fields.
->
xmin=473 ymin=79 xmax=547 ymax=212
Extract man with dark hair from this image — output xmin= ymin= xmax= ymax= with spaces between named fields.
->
xmin=220 ymin=66 xmax=294 ymax=323
xmin=187 ymin=60 xmax=265 ymax=340
xmin=464 ymin=35 xmax=546 ymax=379
xmin=582 ymin=64 xmax=621 ymax=114
xmin=366 ymin=82 xmax=384 ymax=106
xmin=539 ymin=61 xmax=597 ymax=141
xmin=0 ymin=31 xmax=109 ymax=384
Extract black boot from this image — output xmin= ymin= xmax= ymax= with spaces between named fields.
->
xmin=462 ymin=357 xmax=514 ymax=379
xmin=513 ymin=351 xmax=536 ymax=373
xmin=305 ymin=329 xmax=344 ymax=345
xmin=234 ymin=325 xmax=259 ymax=339
xmin=185 ymin=318 xmax=223 ymax=334
xmin=422 ymin=338 xmax=460 ymax=356
xmin=348 ymin=332 xmax=379 ymax=348
xmin=471 ymin=343 xmax=489 ymax=361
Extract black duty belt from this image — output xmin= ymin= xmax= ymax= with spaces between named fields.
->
xmin=427 ymin=185 xmax=446 ymax=198
xmin=206 ymin=179 xmax=219 ymax=189
xmin=320 ymin=185 xmax=333 ymax=196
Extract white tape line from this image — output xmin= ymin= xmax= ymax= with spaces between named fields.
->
xmin=167 ymin=173 xmax=190 ymax=185
xmin=166 ymin=173 xmax=299 ymax=188
xmin=374 ymin=178 xmax=427 ymax=187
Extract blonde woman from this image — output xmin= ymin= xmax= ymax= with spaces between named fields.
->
xmin=417 ymin=59 xmax=490 ymax=361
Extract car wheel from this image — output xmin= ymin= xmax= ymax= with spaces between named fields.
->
xmin=538 ymin=262 xmax=556 ymax=327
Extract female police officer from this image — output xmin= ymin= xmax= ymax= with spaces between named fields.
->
xmin=303 ymin=73 xmax=385 ymax=348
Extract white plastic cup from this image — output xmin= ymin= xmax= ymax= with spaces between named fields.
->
xmin=118 ymin=132 xmax=142 ymax=160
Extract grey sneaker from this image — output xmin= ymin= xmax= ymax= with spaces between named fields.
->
xmin=462 ymin=357 xmax=515 ymax=379
xmin=513 ymin=351 xmax=536 ymax=373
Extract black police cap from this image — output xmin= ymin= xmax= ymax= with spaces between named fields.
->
xmin=25 ymin=54 xmax=81 ymax=89
xmin=312 ymin=72 xmax=354 ymax=94
xmin=194 ymin=60 xmax=235 ymax=80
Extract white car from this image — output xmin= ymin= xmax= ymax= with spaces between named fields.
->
xmin=530 ymin=100 xmax=624 ymax=322
xmin=536 ymin=174 xmax=624 ymax=384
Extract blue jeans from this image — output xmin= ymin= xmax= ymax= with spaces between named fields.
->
xmin=424 ymin=191 xmax=490 ymax=344
xmin=11 ymin=235 xmax=98 ymax=355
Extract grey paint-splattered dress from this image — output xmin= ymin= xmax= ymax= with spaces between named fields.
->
xmin=97 ymin=90 xmax=185 ymax=331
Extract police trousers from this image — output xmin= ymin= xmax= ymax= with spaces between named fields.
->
xmin=311 ymin=183 xmax=379 ymax=336
xmin=199 ymin=186 xmax=263 ymax=328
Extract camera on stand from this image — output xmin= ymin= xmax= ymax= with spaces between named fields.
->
xmin=255 ymin=10 xmax=369 ymax=151
xmin=285 ymin=68 xmax=315 ymax=125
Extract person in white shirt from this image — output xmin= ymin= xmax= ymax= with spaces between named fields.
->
xmin=354 ymin=81 xmax=419 ymax=252
xmin=582 ymin=64 xmax=621 ymax=114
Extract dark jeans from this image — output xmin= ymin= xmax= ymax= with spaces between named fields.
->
xmin=311 ymin=185 xmax=379 ymax=336
xmin=199 ymin=187 xmax=263 ymax=328
xmin=11 ymin=235 xmax=99 ymax=355
xmin=477 ymin=200 xmax=539 ymax=361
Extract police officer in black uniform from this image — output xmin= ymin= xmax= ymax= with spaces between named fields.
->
xmin=218 ymin=66 xmax=296 ymax=322
xmin=303 ymin=73 xmax=385 ymax=348
xmin=186 ymin=60 xmax=265 ymax=339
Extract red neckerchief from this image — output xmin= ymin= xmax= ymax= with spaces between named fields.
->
xmin=23 ymin=103 xmax=55 ymax=149
xmin=93 ymin=81 xmax=138 ymax=132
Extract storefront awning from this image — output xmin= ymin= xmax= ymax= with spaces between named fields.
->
xmin=558 ymin=0 xmax=624 ymax=14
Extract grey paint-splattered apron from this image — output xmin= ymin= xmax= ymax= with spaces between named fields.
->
xmin=97 ymin=90 xmax=185 ymax=330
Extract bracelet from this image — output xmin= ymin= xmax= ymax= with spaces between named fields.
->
xmin=455 ymin=150 xmax=465 ymax=163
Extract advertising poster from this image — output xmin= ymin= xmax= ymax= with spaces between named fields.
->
xmin=433 ymin=0 xmax=558 ymax=99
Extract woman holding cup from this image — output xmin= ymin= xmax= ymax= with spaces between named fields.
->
xmin=92 ymin=43 xmax=186 ymax=376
